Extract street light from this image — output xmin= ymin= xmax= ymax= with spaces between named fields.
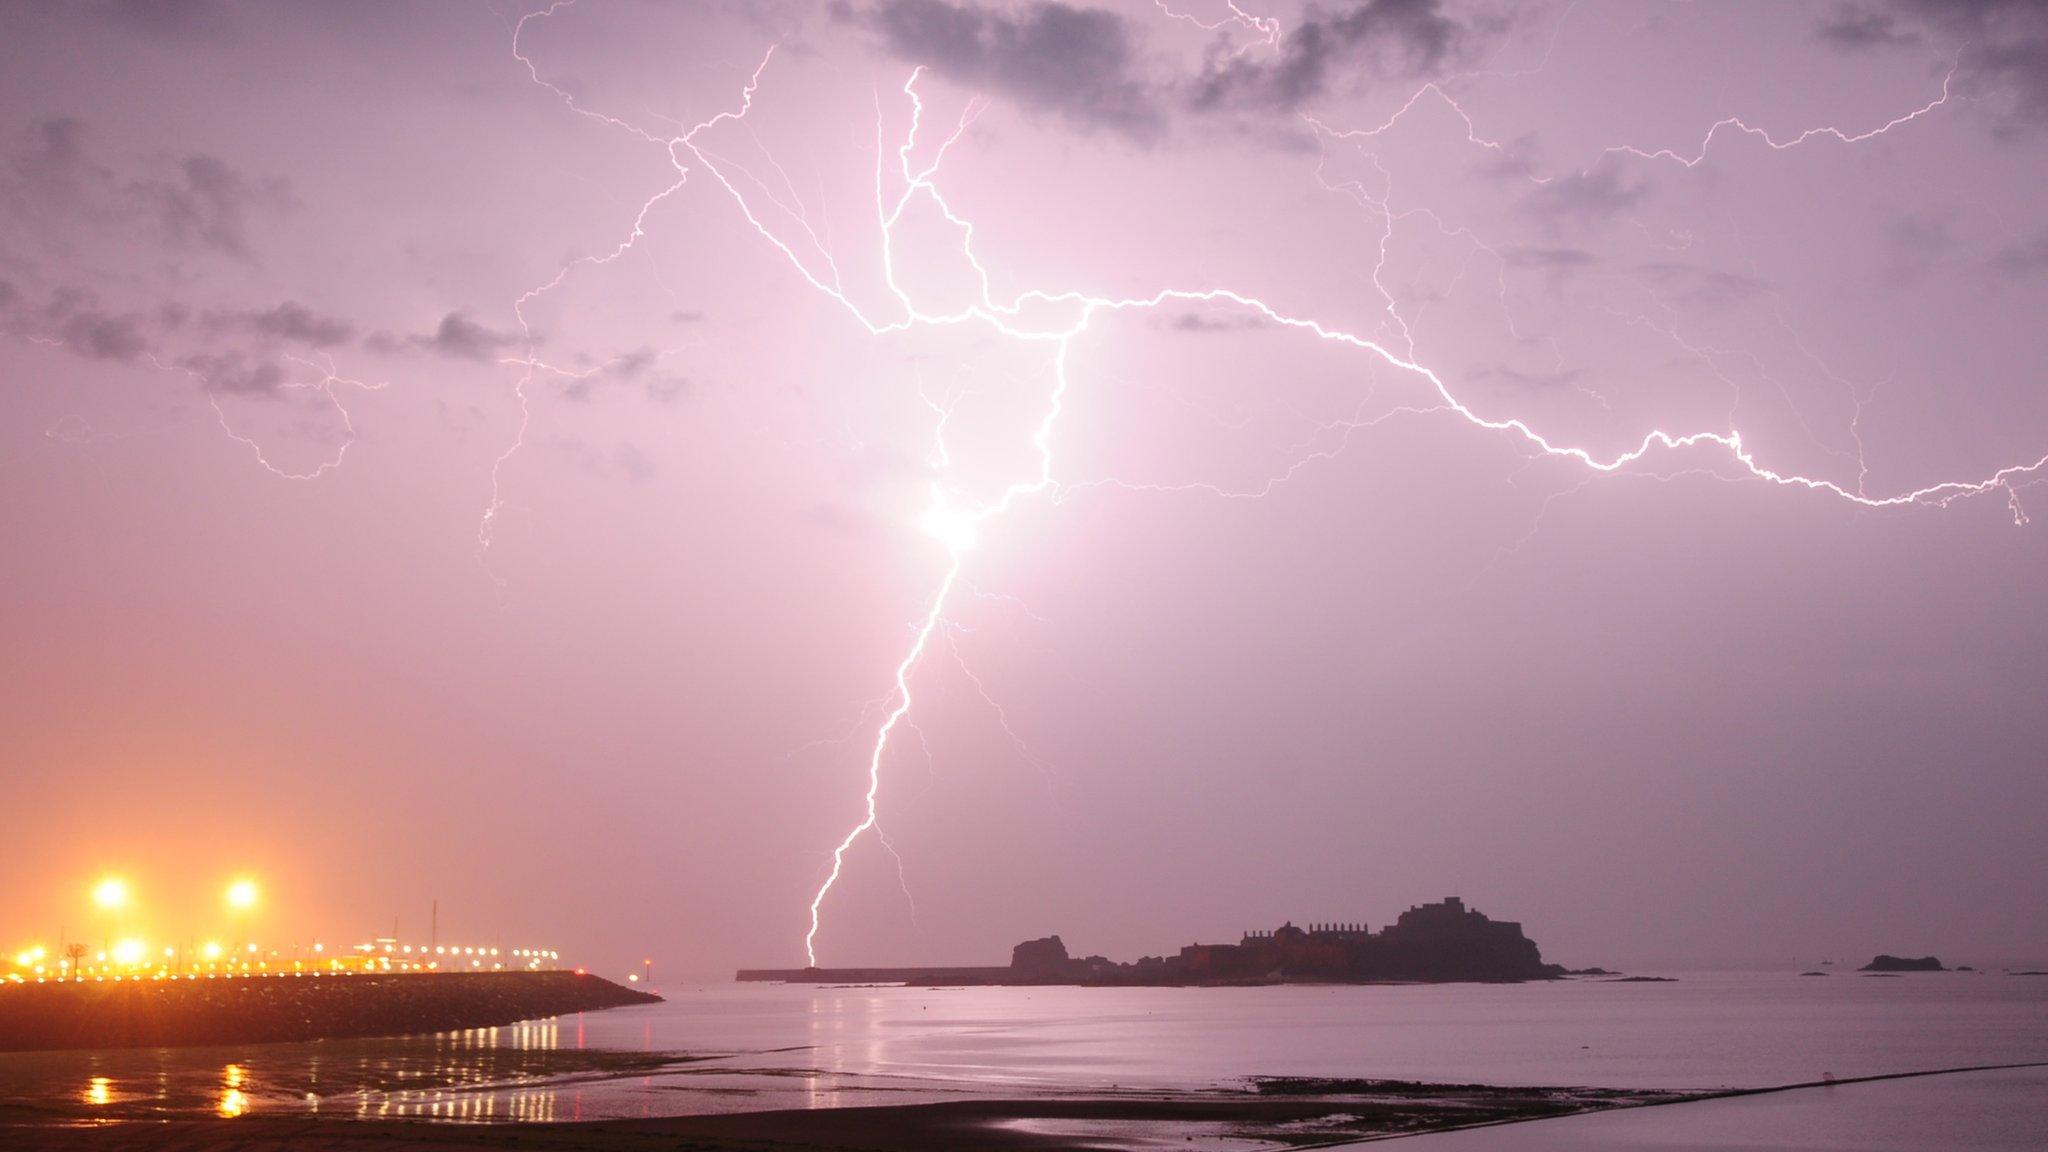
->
xmin=92 ymin=878 xmax=131 ymax=971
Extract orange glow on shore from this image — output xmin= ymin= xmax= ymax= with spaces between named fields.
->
xmin=5 ymin=876 xmax=576 ymax=983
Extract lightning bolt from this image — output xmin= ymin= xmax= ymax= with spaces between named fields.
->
xmin=1155 ymin=0 xmax=1283 ymax=56
xmin=481 ymin=1 xmax=766 ymax=550
xmin=505 ymin=6 xmax=2048 ymax=966
xmin=152 ymin=351 xmax=385 ymax=482
xmin=1304 ymin=63 xmax=1958 ymax=183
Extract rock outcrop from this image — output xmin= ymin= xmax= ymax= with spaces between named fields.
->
xmin=0 ymin=970 xmax=658 ymax=1053
xmin=1859 ymin=954 xmax=1945 ymax=972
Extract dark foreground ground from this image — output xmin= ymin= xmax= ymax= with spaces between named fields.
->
xmin=11 ymin=1065 xmax=2042 ymax=1152
xmin=0 ymin=971 xmax=660 ymax=1051
xmin=0 ymin=1083 xmax=1695 ymax=1151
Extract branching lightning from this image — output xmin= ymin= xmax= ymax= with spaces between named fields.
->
xmin=1305 ymin=65 xmax=1958 ymax=184
xmin=1155 ymin=0 xmax=1283 ymax=56
xmin=504 ymin=2 xmax=2048 ymax=965
xmin=156 ymin=351 xmax=386 ymax=482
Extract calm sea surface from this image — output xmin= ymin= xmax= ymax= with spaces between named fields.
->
xmin=2 ymin=971 xmax=2043 ymax=1144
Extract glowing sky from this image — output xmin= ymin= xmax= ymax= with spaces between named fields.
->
xmin=3 ymin=1 xmax=2046 ymax=976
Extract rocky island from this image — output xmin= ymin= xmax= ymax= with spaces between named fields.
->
xmin=1859 ymin=954 xmax=1946 ymax=972
xmin=740 ymin=896 xmax=1567 ymax=986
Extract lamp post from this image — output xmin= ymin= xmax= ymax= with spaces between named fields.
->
xmin=225 ymin=879 xmax=259 ymax=964
xmin=92 ymin=878 xmax=129 ymax=968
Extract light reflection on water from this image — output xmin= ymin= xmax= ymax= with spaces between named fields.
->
xmin=15 ymin=1017 xmax=614 ymax=1123
xmin=218 ymin=1063 xmax=247 ymax=1117
xmin=3 ymin=972 xmax=2044 ymax=1127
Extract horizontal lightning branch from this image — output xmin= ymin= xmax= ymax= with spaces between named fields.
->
xmin=508 ymin=3 xmax=2046 ymax=965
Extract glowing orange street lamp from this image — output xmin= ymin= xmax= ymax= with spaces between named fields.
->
xmin=92 ymin=878 xmax=131 ymax=967
xmin=223 ymin=880 xmax=262 ymax=970
xmin=92 ymin=878 xmax=129 ymax=911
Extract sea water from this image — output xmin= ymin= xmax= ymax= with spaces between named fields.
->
xmin=1 ymin=971 xmax=2042 ymax=1144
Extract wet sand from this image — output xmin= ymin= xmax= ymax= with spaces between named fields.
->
xmin=0 ymin=1083 xmax=1691 ymax=1151
xmin=16 ymin=1064 xmax=2046 ymax=1151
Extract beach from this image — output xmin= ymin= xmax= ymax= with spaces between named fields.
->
xmin=2 ymin=975 xmax=2042 ymax=1150
xmin=4 ymin=1083 xmax=1696 ymax=1151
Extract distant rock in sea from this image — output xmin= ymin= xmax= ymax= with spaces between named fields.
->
xmin=1859 ymin=954 xmax=1945 ymax=972
xmin=1603 ymin=975 xmax=1676 ymax=982
xmin=741 ymin=897 xmax=1566 ymax=986
xmin=1799 ymin=970 xmax=1828 ymax=976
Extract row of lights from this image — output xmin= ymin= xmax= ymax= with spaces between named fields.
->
xmin=11 ymin=877 xmax=578 ymax=983
xmin=357 ymin=943 xmax=558 ymax=960
xmin=8 ymin=940 xmax=274 ymax=979
xmin=5 ymin=876 xmax=271 ymax=979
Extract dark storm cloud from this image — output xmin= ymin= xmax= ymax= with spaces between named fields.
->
xmin=613 ymin=441 xmax=655 ymax=483
xmin=3 ymin=118 xmax=111 ymax=216
xmin=1885 ymin=209 xmax=1956 ymax=280
xmin=1483 ymin=364 xmax=1588 ymax=391
xmin=424 ymin=311 xmax=520 ymax=359
xmin=0 ymin=288 xmax=151 ymax=362
xmin=205 ymin=301 xmax=358 ymax=347
xmin=1814 ymin=7 xmax=1922 ymax=51
xmin=644 ymin=375 xmax=691 ymax=403
xmin=53 ymin=307 xmax=152 ymax=361
xmin=2 ymin=117 xmax=289 ymax=259
xmin=22 ymin=116 xmax=90 ymax=173
xmin=369 ymin=311 xmax=522 ymax=360
xmin=1818 ymin=2 xmax=2048 ymax=130
xmin=1190 ymin=0 xmax=1466 ymax=113
xmin=556 ymin=346 xmax=690 ymax=403
xmin=1168 ymin=311 xmax=1268 ymax=333
xmin=857 ymin=0 xmax=1164 ymax=139
xmin=1501 ymin=246 xmax=1597 ymax=294
xmin=175 ymin=349 xmax=289 ymax=395
xmin=0 ymin=282 xmax=350 ymax=393
xmin=1520 ymin=167 xmax=1648 ymax=223
xmin=1989 ymin=234 xmax=2048 ymax=277
xmin=549 ymin=434 xmax=659 ymax=483
xmin=1940 ymin=1 xmax=2048 ymax=130
xmin=96 ymin=0 xmax=233 ymax=41
xmin=1637 ymin=264 xmax=1771 ymax=308
xmin=141 ymin=153 xmax=291 ymax=259
xmin=1502 ymin=246 xmax=1596 ymax=269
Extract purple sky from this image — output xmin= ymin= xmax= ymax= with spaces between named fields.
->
xmin=3 ymin=0 xmax=2046 ymax=979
